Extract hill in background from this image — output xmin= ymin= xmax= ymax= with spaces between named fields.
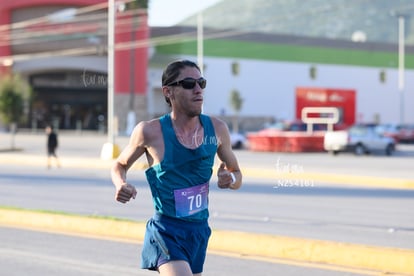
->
xmin=179 ymin=0 xmax=414 ymax=45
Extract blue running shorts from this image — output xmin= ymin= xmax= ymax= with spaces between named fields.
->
xmin=141 ymin=213 xmax=211 ymax=274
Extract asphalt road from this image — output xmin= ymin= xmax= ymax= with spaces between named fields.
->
xmin=1 ymin=132 xmax=414 ymax=275
xmin=0 ymin=163 xmax=413 ymax=250
xmin=0 ymin=226 xmax=374 ymax=276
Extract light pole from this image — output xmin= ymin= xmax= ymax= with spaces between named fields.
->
xmin=197 ymin=12 xmax=204 ymax=114
xmin=197 ymin=12 xmax=204 ymax=74
xmin=100 ymin=0 xmax=119 ymax=159
xmin=398 ymin=14 xmax=405 ymax=124
xmin=126 ymin=7 xmax=137 ymax=135
xmin=108 ymin=0 xmax=115 ymax=146
xmin=391 ymin=11 xmax=409 ymax=124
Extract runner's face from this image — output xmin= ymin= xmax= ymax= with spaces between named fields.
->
xmin=170 ymin=67 xmax=204 ymax=117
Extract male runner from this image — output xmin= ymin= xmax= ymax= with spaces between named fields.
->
xmin=111 ymin=59 xmax=242 ymax=276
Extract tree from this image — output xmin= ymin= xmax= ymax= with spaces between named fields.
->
xmin=0 ymin=74 xmax=32 ymax=149
xmin=229 ymin=89 xmax=243 ymax=133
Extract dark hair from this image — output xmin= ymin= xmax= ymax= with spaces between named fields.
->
xmin=162 ymin=60 xmax=201 ymax=106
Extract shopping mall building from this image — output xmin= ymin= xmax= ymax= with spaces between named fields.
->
xmin=0 ymin=0 xmax=148 ymax=132
xmin=1 ymin=0 xmax=414 ymax=133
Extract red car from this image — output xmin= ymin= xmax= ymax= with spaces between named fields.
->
xmin=398 ymin=124 xmax=414 ymax=143
xmin=378 ymin=124 xmax=414 ymax=143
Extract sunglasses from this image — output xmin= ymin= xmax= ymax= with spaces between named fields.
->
xmin=167 ymin=77 xmax=207 ymax=89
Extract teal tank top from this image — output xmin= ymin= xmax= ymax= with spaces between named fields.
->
xmin=145 ymin=113 xmax=218 ymax=222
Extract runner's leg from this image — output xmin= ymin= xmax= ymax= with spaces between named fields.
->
xmin=158 ymin=260 xmax=193 ymax=276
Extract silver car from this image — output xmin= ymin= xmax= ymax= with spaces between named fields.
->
xmin=324 ymin=124 xmax=396 ymax=156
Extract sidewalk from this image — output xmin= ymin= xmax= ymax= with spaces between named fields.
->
xmin=1 ymin=131 xmax=414 ymax=274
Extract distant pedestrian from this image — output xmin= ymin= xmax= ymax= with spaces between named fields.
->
xmin=46 ymin=125 xmax=60 ymax=169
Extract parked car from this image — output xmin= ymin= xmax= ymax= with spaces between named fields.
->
xmin=324 ymin=124 xmax=396 ymax=156
xmin=377 ymin=124 xmax=402 ymax=143
xmin=256 ymin=120 xmax=328 ymax=135
xmin=230 ymin=132 xmax=247 ymax=149
xmin=378 ymin=123 xmax=414 ymax=143
xmin=397 ymin=124 xmax=414 ymax=143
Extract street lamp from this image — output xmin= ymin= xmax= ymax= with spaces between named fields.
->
xmin=391 ymin=11 xmax=409 ymax=124
xmin=398 ymin=14 xmax=405 ymax=124
xmin=197 ymin=12 xmax=204 ymax=74
xmin=197 ymin=11 xmax=204 ymax=114
xmin=100 ymin=0 xmax=120 ymax=160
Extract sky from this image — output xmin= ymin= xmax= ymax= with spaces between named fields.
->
xmin=147 ymin=0 xmax=222 ymax=26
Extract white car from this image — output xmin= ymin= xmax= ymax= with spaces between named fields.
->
xmin=324 ymin=124 xmax=395 ymax=156
xmin=230 ymin=132 xmax=246 ymax=149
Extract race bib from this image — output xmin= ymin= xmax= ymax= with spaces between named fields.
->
xmin=174 ymin=182 xmax=209 ymax=217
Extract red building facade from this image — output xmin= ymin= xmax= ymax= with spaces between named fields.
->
xmin=296 ymin=87 xmax=356 ymax=128
xmin=0 ymin=0 xmax=148 ymax=131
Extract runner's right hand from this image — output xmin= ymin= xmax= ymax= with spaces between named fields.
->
xmin=116 ymin=183 xmax=137 ymax=203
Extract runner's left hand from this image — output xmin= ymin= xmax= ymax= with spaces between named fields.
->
xmin=217 ymin=162 xmax=234 ymax=189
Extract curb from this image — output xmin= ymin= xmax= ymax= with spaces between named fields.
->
xmin=1 ymin=208 xmax=413 ymax=275
xmin=210 ymin=230 xmax=414 ymax=275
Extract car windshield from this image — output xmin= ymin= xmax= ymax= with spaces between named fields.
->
xmin=349 ymin=125 xmax=370 ymax=135
xmin=374 ymin=126 xmax=386 ymax=135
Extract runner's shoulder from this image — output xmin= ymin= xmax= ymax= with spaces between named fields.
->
xmin=208 ymin=116 xmax=229 ymax=133
xmin=139 ymin=118 xmax=162 ymax=138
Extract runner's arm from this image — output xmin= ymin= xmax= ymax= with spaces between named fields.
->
xmin=214 ymin=118 xmax=242 ymax=190
xmin=111 ymin=122 xmax=147 ymax=202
